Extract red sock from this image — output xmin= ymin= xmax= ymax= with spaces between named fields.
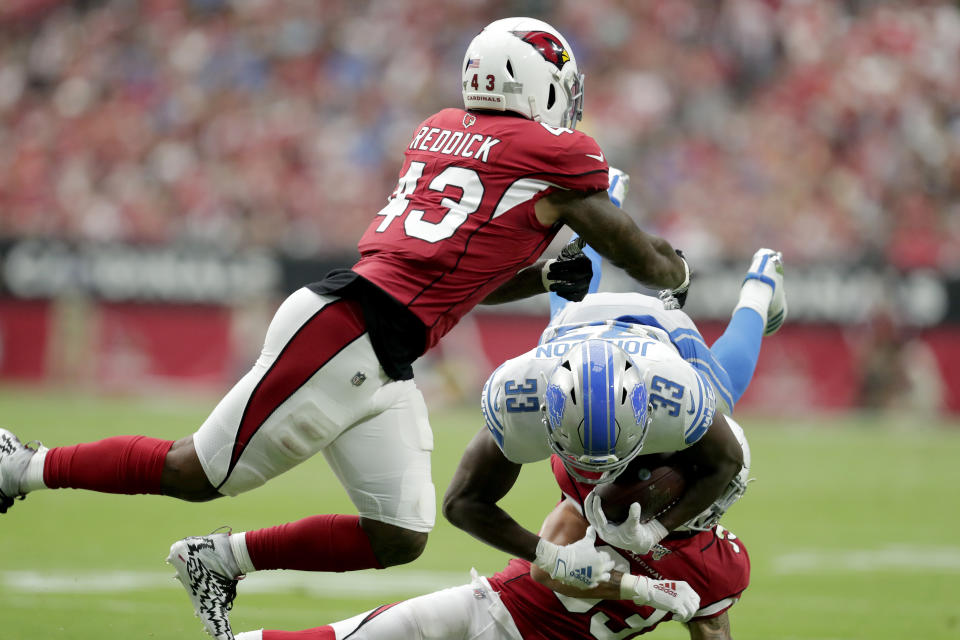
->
xmin=246 ymin=514 xmax=382 ymax=572
xmin=44 ymin=436 xmax=174 ymax=494
xmin=262 ymin=628 xmax=334 ymax=640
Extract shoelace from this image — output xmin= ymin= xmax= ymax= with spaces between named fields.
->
xmin=215 ymin=573 xmax=238 ymax=612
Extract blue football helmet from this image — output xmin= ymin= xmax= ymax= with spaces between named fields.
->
xmin=543 ymin=339 xmax=650 ymax=484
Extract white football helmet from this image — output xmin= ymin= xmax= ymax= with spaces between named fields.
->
xmin=462 ymin=17 xmax=584 ymax=129
xmin=543 ymin=339 xmax=650 ymax=484
xmin=678 ymin=416 xmax=752 ymax=532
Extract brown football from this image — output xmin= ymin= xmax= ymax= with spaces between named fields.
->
xmin=594 ymin=462 xmax=686 ymax=524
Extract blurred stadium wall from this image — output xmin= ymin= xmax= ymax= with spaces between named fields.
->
xmin=0 ymin=0 xmax=957 ymax=415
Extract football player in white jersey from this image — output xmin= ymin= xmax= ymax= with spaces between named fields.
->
xmin=441 ymin=239 xmax=785 ymax=565
xmin=232 ymin=420 xmax=754 ymax=640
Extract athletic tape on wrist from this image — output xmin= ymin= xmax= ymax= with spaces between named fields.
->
xmin=541 ymin=259 xmax=557 ymax=292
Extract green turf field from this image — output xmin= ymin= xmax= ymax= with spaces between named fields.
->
xmin=2 ymin=386 xmax=959 ymax=640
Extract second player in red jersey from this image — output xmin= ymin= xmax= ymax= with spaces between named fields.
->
xmin=229 ymin=421 xmax=755 ymax=640
xmin=490 ymin=455 xmax=750 ymax=639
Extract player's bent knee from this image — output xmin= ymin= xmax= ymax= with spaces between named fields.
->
xmin=361 ymin=518 xmax=429 ymax=567
xmin=161 ymin=437 xmax=221 ymax=502
xmin=375 ymin=530 xmax=428 ymax=567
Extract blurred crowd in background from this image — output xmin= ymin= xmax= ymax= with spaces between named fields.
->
xmin=1 ymin=0 xmax=958 ymax=415
xmin=1 ymin=0 xmax=959 ymax=268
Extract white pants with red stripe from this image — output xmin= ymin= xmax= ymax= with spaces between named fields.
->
xmin=194 ymin=287 xmax=436 ymax=532
xmin=234 ymin=570 xmax=523 ymax=640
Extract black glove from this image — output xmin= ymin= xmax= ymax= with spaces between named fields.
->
xmin=658 ymin=249 xmax=691 ymax=309
xmin=542 ymin=238 xmax=593 ymax=302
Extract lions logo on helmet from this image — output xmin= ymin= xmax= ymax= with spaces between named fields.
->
xmin=543 ymin=339 xmax=651 ymax=484
xmin=513 ymin=31 xmax=570 ymax=70
xmin=544 ymin=383 xmax=566 ymax=430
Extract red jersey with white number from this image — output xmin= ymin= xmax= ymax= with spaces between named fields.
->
xmin=485 ymin=457 xmax=750 ymax=639
xmin=352 ymin=108 xmax=609 ymax=351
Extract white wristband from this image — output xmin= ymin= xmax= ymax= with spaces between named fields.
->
xmin=541 ymin=259 xmax=557 ymax=292
xmin=620 ymin=573 xmax=644 ymax=600
xmin=535 ymin=536 xmax=552 ymax=557
xmin=534 ymin=537 xmax=557 ymax=568
xmin=647 ymin=519 xmax=669 ymax=544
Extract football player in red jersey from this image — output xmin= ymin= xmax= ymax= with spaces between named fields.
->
xmin=230 ymin=421 xmax=753 ymax=640
xmin=0 ymin=17 xmax=689 ymax=639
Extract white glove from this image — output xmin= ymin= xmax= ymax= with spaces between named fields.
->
xmin=584 ymin=491 xmax=668 ymax=555
xmin=608 ymin=167 xmax=629 ymax=208
xmin=621 ymin=574 xmax=701 ymax=622
xmin=533 ymin=526 xmax=615 ymax=589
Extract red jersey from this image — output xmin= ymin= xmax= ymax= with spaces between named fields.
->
xmin=485 ymin=457 xmax=750 ymax=639
xmin=353 ymin=108 xmax=609 ymax=351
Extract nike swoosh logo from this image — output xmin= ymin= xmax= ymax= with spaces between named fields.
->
xmin=585 ymin=152 xmax=604 ymax=162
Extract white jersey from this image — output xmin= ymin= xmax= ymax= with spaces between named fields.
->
xmin=550 ymin=292 xmax=735 ymax=414
xmin=481 ymin=293 xmax=720 ymax=465
xmin=547 ymin=292 xmax=699 ymax=343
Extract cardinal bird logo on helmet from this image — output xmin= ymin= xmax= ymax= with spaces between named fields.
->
xmin=513 ymin=30 xmax=570 ymax=70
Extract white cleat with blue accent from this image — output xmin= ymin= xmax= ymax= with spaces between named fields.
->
xmin=743 ymin=248 xmax=787 ymax=336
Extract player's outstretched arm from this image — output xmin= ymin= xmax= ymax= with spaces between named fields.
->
xmin=686 ymin=611 xmax=733 ymax=640
xmin=536 ymin=189 xmax=688 ymax=293
xmin=479 ymin=259 xmax=551 ymax=304
xmin=481 ymin=238 xmax=593 ymax=304
xmin=442 ymin=428 xmax=541 ymax=560
xmin=444 ymin=429 xmax=612 ymax=589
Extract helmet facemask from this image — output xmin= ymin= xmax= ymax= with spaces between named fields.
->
xmin=556 ymin=68 xmax=584 ymax=130
xmin=526 ymin=68 xmax=584 ymax=130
